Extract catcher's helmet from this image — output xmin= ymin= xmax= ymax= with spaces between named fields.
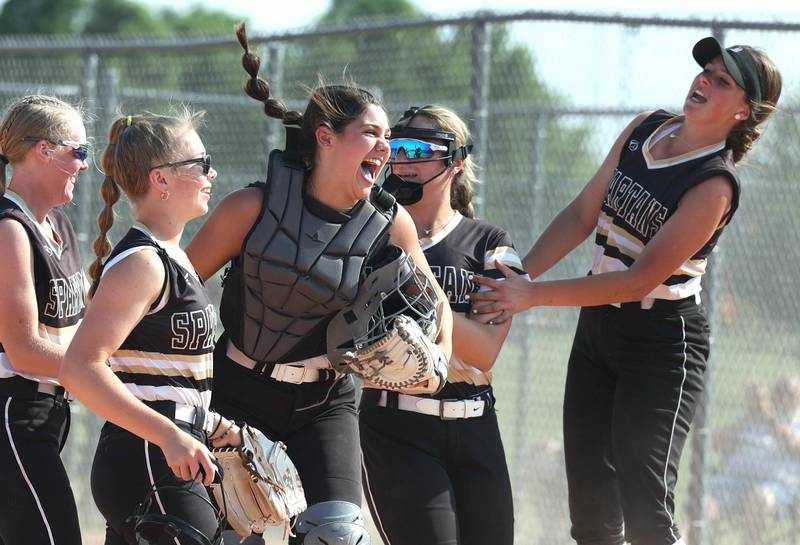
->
xmin=327 ymin=244 xmax=440 ymax=369
xmin=127 ymin=465 xmax=225 ymax=545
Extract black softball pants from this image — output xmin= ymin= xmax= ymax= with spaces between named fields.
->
xmin=563 ymin=299 xmax=710 ymax=545
xmin=211 ymin=341 xmax=363 ymax=543
xmin=91 ymin=403 xmax=219 ymax=545
xmin=359 ymin=388 xmax=514 ymax=545
xmin=0 ymin=377 xmax=81 ymax=545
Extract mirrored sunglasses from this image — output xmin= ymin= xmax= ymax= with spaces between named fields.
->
xmin=152 ymin=154 xmax=212 ymax=176
xmin=389 ymin=138 xmax=448 ymax=161
xmin=23 ymin=137 xmax=90 ymax=161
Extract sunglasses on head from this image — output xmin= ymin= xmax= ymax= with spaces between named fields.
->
xmin=389 ymin=138 xmax=449 ymax=161
xmin=152 ymin=154 xmax=212 ymax=176
xmin=23 ymin=137 xmax=90 ymax=161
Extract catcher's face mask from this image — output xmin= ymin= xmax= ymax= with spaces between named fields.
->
xmin=327 ymin=244 xmax=441 ymax=368
xmin=384 ymin=122 xmax=472 ymax=206
xmin=127 ymin=466 xmax=225 ymax=545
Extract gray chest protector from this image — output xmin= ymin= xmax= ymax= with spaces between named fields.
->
xmin=220 ymin=144 xmax=396 ymax=367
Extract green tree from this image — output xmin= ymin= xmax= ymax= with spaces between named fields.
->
xmin=0 ymin=0 xmax=86 ymax=34
xmin=280 ymin=0 xmax=596 ymax=241
xmin=82 ymin=0 xmax=169 ymax=35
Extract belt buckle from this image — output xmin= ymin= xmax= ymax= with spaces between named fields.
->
xmin=274 ymin=365 xmax=306 ymax=384
xmin=438 ymin=399 xmax=463 ymax=421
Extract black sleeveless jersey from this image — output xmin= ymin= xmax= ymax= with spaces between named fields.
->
xmin=419 ymin=213 xmax=524 ymax=399
xmin=592 ymin=110 xmax=740 ymax=304
xmin=96 ymin=227 xmax=216 ymax=408
xmin=0 ymin=191 xmax=85 ymax=385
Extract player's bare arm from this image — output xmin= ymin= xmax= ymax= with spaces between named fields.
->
xmin=0 ymin=219 xmax=66 ymax=377
xmin=186 ymin=186 xmax=262 ymax=281
xmin=452 ymin=311 xmax=512 ymax=372
xmin=472 ymin=174 xmax=733 ymax=313
xmin=523 ymin=112 xmax=653 ymax=279
xmin=60 ymin=250 xmax=216 ymax=485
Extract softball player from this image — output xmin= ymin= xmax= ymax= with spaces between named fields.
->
xmin=359 ymin=105 xmax=522 ymax=545
xmin=185 ymin=24 xmax=452 ymax=545
xmin=471 ymin=38 xmax=782 ymax=545
xmin=60 ymin=112 xmax=237 ymax=545
xmin=0 ymin=95 xmax=88 ymax=545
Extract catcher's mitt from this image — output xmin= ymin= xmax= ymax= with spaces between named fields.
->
xmin=337 ymin=314 xmax=448 ymax=394
xmin=210 ymin=424 xmax=306 ymax=539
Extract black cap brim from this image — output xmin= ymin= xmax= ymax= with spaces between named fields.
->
xmin=692 ymin=37 xmax=762 ymax=103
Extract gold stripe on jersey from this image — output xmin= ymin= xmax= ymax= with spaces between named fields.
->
xmin=597 ymin=212 xmax=646 ymax=258
xmin=445 ymin=354 xmax=492 ymax=387
xmin=675 ymin=258 xmax=707 ymax=277
xmin=114 ymin=349 xmax=212 ymax=364
xmin=596 ymin=211 xmax=708 ymax=279
xmin=483 ymin=246 xmax=523 ymax=271
xmin=594 ymin=214 xmax=708 ymax=300
xmin=110 ymin=363 xmax=212 ymax=381
xmin=110 ymin=350 xmax=212 ymax=380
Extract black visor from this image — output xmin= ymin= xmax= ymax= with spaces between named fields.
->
xmin=692 ymin=36 xmax=762 ymax=103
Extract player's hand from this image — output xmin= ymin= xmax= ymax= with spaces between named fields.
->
xmin=160 ymin=426 xmax=217 ymax=486
xmin=467 ymin=307 xmax=507 ymax=326
xmin=470 ymin=260 xmax=535 ymax=317
xmin=209 ymin=417 xmax=243 ymax=449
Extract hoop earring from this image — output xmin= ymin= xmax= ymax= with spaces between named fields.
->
xmin=161 ymin=190 xmax=170 ymax=201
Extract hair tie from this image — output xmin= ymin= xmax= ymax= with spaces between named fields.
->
xmin=126 ymin=115 xmax=133 ymax=127
xmin=0 ymin=153 xmax=8 ymax=165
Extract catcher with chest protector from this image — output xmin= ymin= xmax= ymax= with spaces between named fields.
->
xmin=185 ymin=23 xmax=452 ymax=545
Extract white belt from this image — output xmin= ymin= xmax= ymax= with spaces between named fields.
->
xmin=173 ymin=403 xmax=215 ymax=434
xmin=376 ymin=391 xmax=487 ymax=420
xmin=37 ymin=382 xmax=61 ymax=396
xmin=226 ymin=340 xmax=337 ymax=384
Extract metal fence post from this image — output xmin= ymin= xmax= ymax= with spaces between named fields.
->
xmin=77 ymin=52 xmax=99 ymax=246
xmin=469 ymin=17 xmax=491 ymax=215
xmin=510 ymin=111 xmax=547 ymax=543
xmin=263 ymin=43 xmax=284 ymax=170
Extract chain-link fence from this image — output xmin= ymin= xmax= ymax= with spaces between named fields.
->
xmin=1 ymin=11 xmax=798 ymax=545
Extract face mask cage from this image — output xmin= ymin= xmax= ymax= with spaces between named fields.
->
xmin=327 ymin=245 xmax=441 ymax=362
xmin=128 ymin=470 xmax=224 ymax=545
xmin=359 ymin=249 xmax=439 ymax=347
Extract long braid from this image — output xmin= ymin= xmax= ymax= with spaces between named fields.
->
xmin=234 ymin=22 xmax=303 ymax=125
xmin=88 ymin=118 xmax=124 ymax=292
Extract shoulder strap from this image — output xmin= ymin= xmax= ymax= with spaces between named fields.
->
xmin=283 ymin=124 xmax=304 ymax=164
xmin=369 ymin=184 xmax=396 ymax=215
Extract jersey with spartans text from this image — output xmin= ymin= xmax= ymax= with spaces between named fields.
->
xmin=96 ymin=227 xmax=216 ymax=408
xmin=592 ymin=110 xmax=740 ymax=306
xmin=421 ymin=212 xmax=524 ymax=399
xmin=0 ymin=191 xmax=85 ymax=385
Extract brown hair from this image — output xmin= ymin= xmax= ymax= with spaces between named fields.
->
xmin=0 ymin=95 xmax=84 ymax=195
xmin=394 ymin=105 xmax=478 ymax=218
xmin=727 ymin=47 xmax=782 ymax=163
xmin=235 ymin=22 xmax=384 ymax=168
xmin=88 ymin=110 xmax=205 ymax=289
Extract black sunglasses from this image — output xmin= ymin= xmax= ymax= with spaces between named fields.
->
xmin=23 ymin=137 xmax=90 ymax=161
xmin=152 ymin=154 xmax=212 ymax=176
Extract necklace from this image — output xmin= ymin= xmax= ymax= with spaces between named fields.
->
xmin=420 ymin=211 xmax=456 ymax=239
